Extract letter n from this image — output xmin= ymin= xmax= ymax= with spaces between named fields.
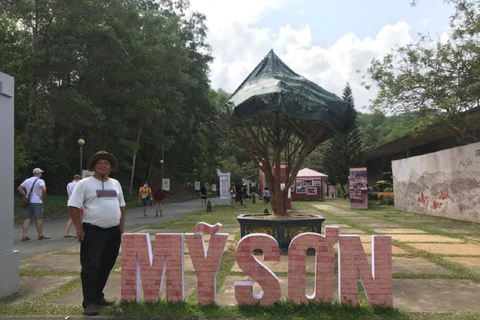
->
xmin=121 ymin=233 xmax=185 ymax=302
xmin=288 ymin=227 xmax=338 ymax=304
xmin=338 ymin=235 xmax=393 ymax=307
xmin=235 ymin=234 xmax=281 ymax=306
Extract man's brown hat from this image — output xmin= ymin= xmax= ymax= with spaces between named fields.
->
xmin=73 ymin=174 xmax=82 ymax=179
xmin=86 ymin=150 xmax=118 ymax=172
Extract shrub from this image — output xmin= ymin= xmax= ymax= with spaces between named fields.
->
xmin=377 ymin=192 xmax=394 ymax=199
xmin=379 ymin=194 xmax=395 ymax=205
xmin=367 ymin=192 xmax=378 ymax=200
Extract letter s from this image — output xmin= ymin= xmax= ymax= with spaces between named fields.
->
xmin=234 ymin=234 xmax=281 ymax=306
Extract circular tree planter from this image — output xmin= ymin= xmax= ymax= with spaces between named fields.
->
xmin=237 ymin=213 xmax=326 ymax=252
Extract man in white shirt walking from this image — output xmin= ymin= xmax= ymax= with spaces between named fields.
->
xmin=17 ymin=167 xmax=49 ymax=241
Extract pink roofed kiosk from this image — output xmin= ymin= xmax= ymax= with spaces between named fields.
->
xmin=291 ymin=168 xmax=328 ymax=201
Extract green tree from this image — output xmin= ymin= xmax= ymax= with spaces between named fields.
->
xmin=321 ymin=83 xmax=363 ymax=194
xmin=356 ymin=111 xmax=420 ymax=150
xmin=219 ymin=51 xmax=354 ymax=215
xmin=365 ymin=0 xmax=480 ymax=144
xmin=218 ymin=156 xmax=257 ymax=187
xmin=2 ymin=0 xmax=216 ymax=193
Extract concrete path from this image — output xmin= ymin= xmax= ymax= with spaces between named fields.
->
xmin=14 ymin=197 xmax=220 ymax=260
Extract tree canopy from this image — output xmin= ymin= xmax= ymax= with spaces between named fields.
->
xmin=1 ymin=0 xmax=219 ymax=193
xmin=221 ymin=50 xmax=354 ymax=215
xmin=364 ymin=0 xmax=480 ymax=144
xmin=320 ymin=83 xmax=363 ymax=194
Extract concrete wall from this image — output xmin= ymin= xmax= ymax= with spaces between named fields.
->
xmin=0 ymin=72 xmax=20 ymax=297
xmin=392 ymin=142 xmax=480 ymax=223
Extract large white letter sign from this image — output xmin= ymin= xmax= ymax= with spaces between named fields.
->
xmin=235 ymin=234 xmax=281 ymax=306
xmin=121 ymin=233 xmax=185 ymax=302
xmin=185 ymin=223 xmax=228 ymax=305
xmin=288 ymin=226 xmax=339 ymax=304
xmin=338 ymin=235 xmax=393 ymax=307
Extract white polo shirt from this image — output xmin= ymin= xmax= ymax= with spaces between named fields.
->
xmin=68 ymin=176 xmax=126 ymax=228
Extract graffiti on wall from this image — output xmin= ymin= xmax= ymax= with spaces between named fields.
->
xmin=392 ymin=142 xmax=480 ymax=223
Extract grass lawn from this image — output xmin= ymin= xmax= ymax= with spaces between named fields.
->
xmin=4 ymin=198 xmax=480 ymax=320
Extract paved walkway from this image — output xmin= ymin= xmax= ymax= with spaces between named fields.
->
xmin=13 ymin=198 xmax=219 ymax=260
xmin=2 ymin=199 xmax=480 ymax=318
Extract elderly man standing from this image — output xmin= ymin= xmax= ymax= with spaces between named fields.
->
xmin=68 ymin=150 xmax=126 ymax=316
xmin=17 ymin=167 xmax=49 ymax=241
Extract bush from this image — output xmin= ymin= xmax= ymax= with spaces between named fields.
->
xmin=14 ymin=195 xmax=68 ymax=223
xmin=367 ymin=192 xmax=378 ymax=200
xmin=379 ymin=195 xmax=394 ymax=205
xmin=377 ymin=192 xmax=394 ymax=199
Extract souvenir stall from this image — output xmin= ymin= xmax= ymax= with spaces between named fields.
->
xmin=291 ymin=168 xmax=328 ymax=201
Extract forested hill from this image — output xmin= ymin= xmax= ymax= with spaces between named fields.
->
xmin=356 ymin=111 xmax=420 ymax=150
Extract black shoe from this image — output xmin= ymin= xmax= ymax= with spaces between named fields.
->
xmin=96 ymin=297 xmax=115 ymax=306
xmin=84 ymin=304 xmax=98 ymax=316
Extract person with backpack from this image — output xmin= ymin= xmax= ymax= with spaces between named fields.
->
xmin=17 ymin=168 xmax=49 ymax=241
xmin=138 ymin=183 xmax=152 ymax=217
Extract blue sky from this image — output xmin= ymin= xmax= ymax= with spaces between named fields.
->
xmin=189 ymin=0 xmax=456 ymax=110
xmin=256 ymin=0 xmax=454 ymax=46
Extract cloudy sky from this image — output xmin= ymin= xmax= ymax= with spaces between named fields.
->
xmin=189 ymin=0 xmax=455 ymax=111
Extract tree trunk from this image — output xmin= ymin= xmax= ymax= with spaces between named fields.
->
xmin=24 ymin=0 xmax=40 ymax=157
xmin=146 ymin=145 xmax=158 ymax=184
xmin=340 ymin=184 xmax=347 ymax=198
xmin=270 ymin=113 xmax=285 ymax=215
xmin=270 ymin=189 xmax=286 ymax=215
xmin=128 ymin=124 xmax=143 ymax=197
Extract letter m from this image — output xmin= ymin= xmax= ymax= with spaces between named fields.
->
xmin=121 ymin=233 xmax=185 ymax=302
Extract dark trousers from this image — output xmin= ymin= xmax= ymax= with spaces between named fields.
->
xmin=80 ymin=223 xmax=121 ymax=308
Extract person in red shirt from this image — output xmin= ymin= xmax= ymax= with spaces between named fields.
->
xmin=153 ymin=185 xmax=165 ymax=217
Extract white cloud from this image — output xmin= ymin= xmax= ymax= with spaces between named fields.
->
xmin=190 ymin=1 xmax=415 ymax=110
xmin=189 ymin=0 xmax=290 ymax=28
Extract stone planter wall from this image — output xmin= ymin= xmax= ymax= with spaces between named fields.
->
xmin=237 ymin=214 xmax=325 ymax=252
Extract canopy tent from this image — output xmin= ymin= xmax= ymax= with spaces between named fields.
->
xmin=297 ymin=168 xmax=328 ymax=179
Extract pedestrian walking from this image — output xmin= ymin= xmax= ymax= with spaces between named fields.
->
xmin=200 ymin=185 xmax=207 ymax=206
xmin=263 ymin=187 xmax=270 ymax=204
xmin=67 ymin=150 xmax=126 ymax=316
xmin=138 ymin=183 xmax=152 ymax=217
xmin=64 ymin=174 xmax=82 ymax=238
xmin=241 ymin=185 xmax=248 ymax=207
xmin=17 ymin=168 xmax=49 ymax=241
xmin=229 ymin=183 xmax=236 ymax=207
xmin=153 ymin=186 xmax=165 ymax=217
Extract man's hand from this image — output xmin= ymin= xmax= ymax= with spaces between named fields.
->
xmin=77 ymin=227 xmax=86 ymax=242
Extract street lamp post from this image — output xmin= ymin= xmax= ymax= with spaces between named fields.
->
xmin=160 ymin=159 xmax=164 ymax=188
xmin=77 ymin=138 xmax=85 ymax=176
